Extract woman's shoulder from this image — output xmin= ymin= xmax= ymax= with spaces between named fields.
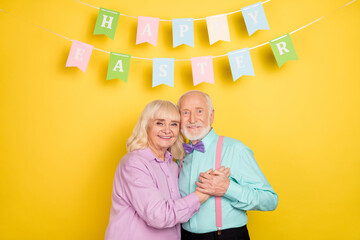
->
xmin=119 ymin=149 xmax=151 ymax=169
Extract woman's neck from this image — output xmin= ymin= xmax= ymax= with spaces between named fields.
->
xmin=148 ymin=146 xmax=166 ymax=160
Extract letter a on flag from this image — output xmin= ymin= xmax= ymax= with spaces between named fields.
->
xmin=172 ymin=18 xmax=194 ymax=48
xmin=269 ymin=34 xmax=298 ymax=67
xmin=136 ymin=16 xmax=160 ymax=46
xmin=228 ymin=48 xmax=255 ymax=81
xmin=206 ymin=14 xmax=231 ymax=45
xmin=66 ymin=40 xmax=94 ymax=73
xmin=153 ymin=58 xmax=174 ymax=87
xmin=106 ymin=53 xmax=131 ymax=82
xmin=241 ymin=2 xmax=269 ymax=36
xmin=93 ymin=8 xmax=120 ymax=40
xmin=191 ymin=56 xmax=215 ymax=86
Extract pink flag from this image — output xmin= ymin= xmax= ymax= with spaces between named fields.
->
xmin=191 ymin=56 xmax=215 ymax=86
xmin=136 ymin=16 xmax=160 ymax=46
xmin=65 ymin=40 xmax=94 ymax=73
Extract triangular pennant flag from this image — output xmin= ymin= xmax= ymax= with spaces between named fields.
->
xmin=269 ymin=34 xmax=298 ymax=67
xmin=241 ymin=2 xmax=269 ymax=36
xmin=152 ymin=58 xmax=174 ymax=87
xmin=206 ymin=14 xmax=231 ymax=45
xmin=172 ymin=18 xmax=194 ymax=48
xmin=136 ymin=16 xmax=160 ymax=46
xmin=93 ymin=8 xmax=120 ymax=40
xmin=228 ymin=48 xmax=255 ymax=81
xmin=191 ymin=56 xmax=214 ymax=86
xmin=65 ymin=40 xmax=94 ymax=73
xmin=106 ymin=53 xmax=131 ymax=82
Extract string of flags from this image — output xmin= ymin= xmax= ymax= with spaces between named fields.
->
xmin=91 ymin=1 xmax=270 ymax=46
xmin=0 ymin=0 xmax=357 ymax=87
xmin=65 ymin=32 xmax=298 ymax=86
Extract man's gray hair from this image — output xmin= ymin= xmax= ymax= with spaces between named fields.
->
xmin=178 ymin=90 xmax=214 ymax=112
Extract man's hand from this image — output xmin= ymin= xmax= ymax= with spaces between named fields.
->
xmin=195 ymin=166 xmax=231 ymax=196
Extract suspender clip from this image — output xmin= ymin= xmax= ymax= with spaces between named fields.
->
xmin=217 ymin=227 xmax=222 ymax=235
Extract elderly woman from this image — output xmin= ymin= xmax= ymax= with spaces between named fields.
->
xmin=105 ymin=100 xmax=210 ymax=240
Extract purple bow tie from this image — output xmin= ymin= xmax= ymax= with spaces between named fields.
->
xmin=183 ymin=141 xmax=205 ymax=154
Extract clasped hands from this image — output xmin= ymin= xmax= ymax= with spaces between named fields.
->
xmin=194 ymin=166 xmax=231 ymax=203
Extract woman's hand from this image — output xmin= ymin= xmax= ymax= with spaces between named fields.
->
xmin=195 ymin=166 xmax=231 ymax=196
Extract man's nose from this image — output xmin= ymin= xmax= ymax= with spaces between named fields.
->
xmin=189 ymin=113 xmax=195 ymax=123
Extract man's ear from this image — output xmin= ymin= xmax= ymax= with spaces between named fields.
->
xmin=210 ymin=109 xmax=215 ymax=125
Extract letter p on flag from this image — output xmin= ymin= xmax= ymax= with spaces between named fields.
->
xmin=93 ymin=8 xmax=120 ymax=40
xmin=269 ymin=34 xmax=298 ymax=67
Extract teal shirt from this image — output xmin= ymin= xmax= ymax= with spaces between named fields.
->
xmin=178 ymin=129 xmax=278 ymax=233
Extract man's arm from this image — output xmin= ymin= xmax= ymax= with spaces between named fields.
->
xmin=196 ymin=149 xmax=278 ymax=211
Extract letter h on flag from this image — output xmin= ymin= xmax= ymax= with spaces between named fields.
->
xmin=93 ymin=8 xmax=120 ymax=40
xmin=241 ymin=2 xmax=269 ymax=36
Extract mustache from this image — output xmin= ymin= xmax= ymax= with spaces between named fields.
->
xmin=184 ymin=122 xmax=204 ymax=128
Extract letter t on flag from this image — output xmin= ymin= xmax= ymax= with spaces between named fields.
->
xmin=269 ymin=33 xmax=298 ymax=67
xmin=93 ymin=8 xmax=120 ymax=40
xmin=136 ymin=16 xmax=160 ymax=46
xmin=106 ymin=53 xmax=131 ymax=82
xmin=66 ymin=40 xmax=94 ymax=73
xmin=191 ymin=56 xmax=215 ymax=86
xmin=152 ymin=58 xmax=174 ymax=87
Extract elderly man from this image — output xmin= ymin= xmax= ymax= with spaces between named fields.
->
xmin=177 ymin=90 xmax=278 ymax=240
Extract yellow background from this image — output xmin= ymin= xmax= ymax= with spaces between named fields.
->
xmin=0 ymin=0 xmax=359 ymax=239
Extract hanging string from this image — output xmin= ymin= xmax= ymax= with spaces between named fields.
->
xmin=73 ymin=0 xmax=272 ymax=21
xmin=0 ymin=0 xmax=357 ymax=61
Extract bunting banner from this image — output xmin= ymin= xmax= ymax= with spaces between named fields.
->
xmin=228 ymin=48 xmax=255 ymax=81
xmin=93 ymin=8 xmax=120 ymax=40
xmin=172 ymin=18 xmax=194 ymax=48
xmin=136 ymin=16 xmax=160 ymax=46
xmin=2 ymin=0 xmax=355 ymax=86
xmin=152 ymin=58 xmax=174 ymax=87
xmin=65 ymin=40 xmax=94 ymax=73
xmin=241 ymin=2 xmax=269 ymax=36
xmin=269 ymin=34 xmax=298 ymax=67
xmin=206 ymin=14 xmax=231 ymax=45
xmin=191 ymin=56 xmax=215 ymax=86
xmin=106 ymin=53 xmax=131 ymax=82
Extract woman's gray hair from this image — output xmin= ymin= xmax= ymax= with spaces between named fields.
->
xmin=126 ymin=100 xmax=185 ymax=159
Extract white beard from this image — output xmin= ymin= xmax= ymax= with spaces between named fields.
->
xmin=181 ymin=120 xmax=211 ymax=142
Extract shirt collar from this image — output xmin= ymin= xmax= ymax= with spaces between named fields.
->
xmin=189 ymin=128 xmax=218 ymax=149
xmin=138 ymin=147 xmax=173 ymax=163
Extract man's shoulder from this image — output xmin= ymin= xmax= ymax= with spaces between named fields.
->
xmin=222 ymin=135 xmax=251 ymax=152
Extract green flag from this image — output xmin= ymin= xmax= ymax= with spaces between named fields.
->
xmin=269 ymin=34 xmax=298 ymax=67
xmin=107 ymin=53 xmax=131 ymax=82
xmin=93 ymin=8 xmax=120 ymax=40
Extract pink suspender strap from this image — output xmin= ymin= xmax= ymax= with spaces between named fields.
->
xmin=215 ymin=136 xmax=225 ymax=231
xmin=178 ymin=136 xmax=225 ymax=232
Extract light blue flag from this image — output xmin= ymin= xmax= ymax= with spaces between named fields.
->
xmin=153 ymin=58 xmax=175 ymax=87
xmin=228 ymin=48 xmax=255 ymax=81
xmin=172 ymin=18 xmax=194 ymax=48
xmin=241 ymin=2 xmax=269 ymax=36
